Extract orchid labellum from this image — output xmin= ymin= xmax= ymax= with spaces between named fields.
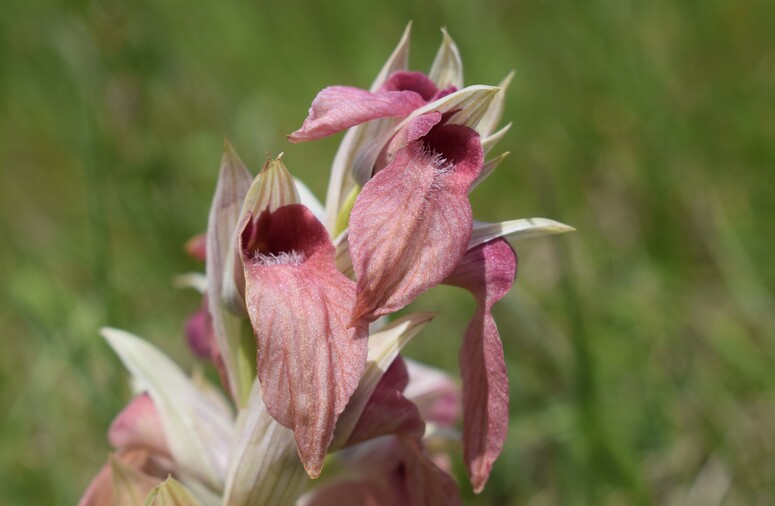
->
xmin=81 ymin=24 xmax=572 ymax=506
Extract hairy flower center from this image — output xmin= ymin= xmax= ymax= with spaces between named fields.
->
xmin=253 ymin=250 xmax=306 ymax=266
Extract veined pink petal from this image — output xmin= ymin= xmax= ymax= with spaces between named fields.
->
xmin=444 ymin=238 xmax=517 ymax=493
xmin=345 ymin=356 xmax=425 ymax=447
xmin=242 ymin=204 xmax=368 ymax=478
xmin=289 ymin=86 xmax=427 ymax=142
xmin=349 ymin=117 xmax=484 ymax=324
xmin=108 ymin=393 xmax=169 ymax=457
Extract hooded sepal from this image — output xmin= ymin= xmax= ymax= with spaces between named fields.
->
xmin=241 ymin=204 xmax=368 ymax=478
xmin=350 ymin=85 xmax=499 ymax=186
xmin=222 ymin=154 xmax=300 ymax=316
xmin=444 ymin=238 xmax=517 ymax=492
xmin=206 ymin=141 xmax=254 ymax=406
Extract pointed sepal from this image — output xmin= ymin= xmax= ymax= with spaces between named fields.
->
xmin=143 ymin=477 xmax=203 ymax=506
xmin=476 ymin=71 xmax=514 ymax=137
xmin=206 ymin=140 xmax=254 ymax=406
xmin=428 ymin=28 xmax=464 ymax=90
xmin=470 ymin=218 xmax=575 ymax=249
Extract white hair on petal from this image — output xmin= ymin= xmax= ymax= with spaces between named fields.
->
xmin=253 ymin=250 xmax=306 ymax=266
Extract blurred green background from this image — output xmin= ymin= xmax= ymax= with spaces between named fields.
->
xmin=2 ymin=0 xmax=774 ymax=504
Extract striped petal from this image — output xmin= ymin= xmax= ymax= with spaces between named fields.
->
xmin=289 ymin=86 xmax=427 ymax=142
xmin=444 ymin=238 xmax=517 ymax=493
xmin=241 ymin=204 xmax=368 ymax=478
xmin=349 ymin=116 xmax=483 ymax=324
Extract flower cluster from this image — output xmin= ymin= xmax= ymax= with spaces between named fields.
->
xmin=80 ymin=25 xmax=571 ymax=506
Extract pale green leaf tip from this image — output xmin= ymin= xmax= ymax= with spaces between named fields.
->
xmin=545 ymin=221 xmax=576 ymax=233
xmin=500 ymin=70 xmax=515 ymax=89
xmin=144 ymin=476 xmax=202 ymax=506
xmin=100 ymin=326 xmax=122 ymax=345
xmin=518 ymin=219 xmax=576 ymax=235
xmin=223 ymin=138 xmax=237 ymax=160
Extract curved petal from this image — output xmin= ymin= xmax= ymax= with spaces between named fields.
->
xmin=444 ymin=238 xmax=517 ymax=493
xmin=242 ymin=204 xmax=368 ymax=478
xmin=349 ymin=120 xmax=483 ymax=324
xmin=289 ymin=86 xmax=427 ymax=142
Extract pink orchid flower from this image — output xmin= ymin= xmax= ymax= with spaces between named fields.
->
xmin=289 ymin=26 xmax=572 ymax=492
xmin=80 ymin=25 xmax=573 ymax=505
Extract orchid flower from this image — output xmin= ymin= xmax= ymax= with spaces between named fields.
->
xmin=80 ymin=25 xmax=573 ymax=505
xmin=290 ymin=24 xmax=572 ymax=492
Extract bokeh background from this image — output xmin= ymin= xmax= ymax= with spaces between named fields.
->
xmin=2 ymin=0 xmax=774 ymax=504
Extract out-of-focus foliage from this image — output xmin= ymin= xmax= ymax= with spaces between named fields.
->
xmin=1 ymin=0 xmax=773 ymax=504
